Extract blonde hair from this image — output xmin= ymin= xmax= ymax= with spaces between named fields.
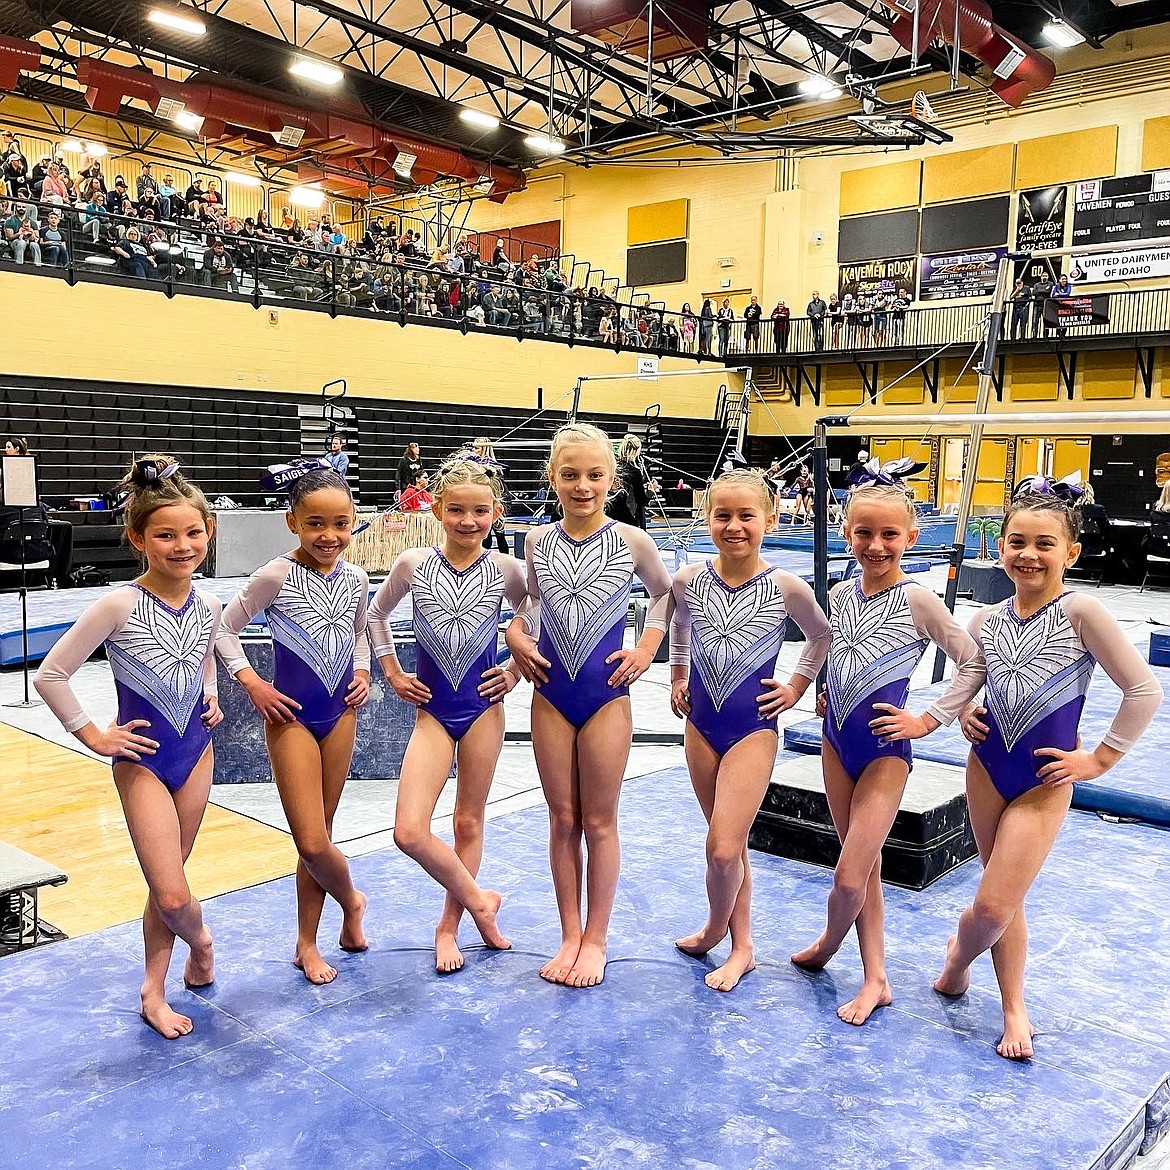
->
xmin=705 ymin=469 xmax=776 ymax=518
xmin=1157 ymin=481 xmax=1170 ymax=512
xmin=618 ymin=434 xmax=642 ymax=463
xmin=471 ymin=436 xmax=496 ymax=460
xmin=118 ymin=455 xmax=211 ymax=540
xmin=432 ymin=457 xmax=504 ymax=504
xmin=547 ymin=422 xmax=616 ymax=477
xmin=844 ymin=483 xmax=917 ymax=527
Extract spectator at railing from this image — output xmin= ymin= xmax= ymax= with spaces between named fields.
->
xmin=716 ymin=297 xmax=734 ymax=357
xmin=872 ymin=291 xmax=889 ymax=345
xmin=679 ymin=302 xmax=696 ymax=352
xmin=4 ymin=203 xmax=41 ymax=265
xmin=807 ymin=290 xmax=827 ymax=352
xmin=891 ymin=287 xmax=911 ymax=344
xmin=146 ymin=225 xmax=188 ymax=281
xmin=202 ymin=236 xmax=238 ymax=292
xmin=743 ymin=295 xmax=762 ymax=352
xmin=38 ymin=209 xmax=68 ymax=267
xmin=1010 ymin=278 xmax=1029 ymax=341
xmin=698 ymin=297 xmax=714 ymax=354
xmin=856 ymin=294 xmax=872 ymax=347
xmin=110 ymin=226 xmax=156 ymax=278
xmin=1030 ymin=273 xmax=1052 ymax=338
xmin=771 ymin=300 xmax=790 ymax=352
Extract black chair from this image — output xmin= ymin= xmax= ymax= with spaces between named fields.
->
xmin=1071 ymin=504 xmax=1111 ymax=586
xmin=1141 ymin=514 xmax=1170 ymax=593
xmin=0 ymin=514 xmax=54 ymax=590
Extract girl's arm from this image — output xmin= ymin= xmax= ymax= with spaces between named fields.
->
xmin=346 ymin=566 xmax=372 ymax=708
xmin=776 ymin=571 xmax=833 ymax=692
xmin=495 ymin=552 xmax=532 ymax=687
xmin=368 ymin=552 xmax=430 ymax=704
xmin=668 ymin=565 xmax=699 ymax=717
xmin=505 ymin=528 xmax=551 ymax=684
xmin=959 ymin=608 xmax=993 ymax=744
xmin=1044 ymin=593 xmax=1165 ymax=781
xmin=200 ymin=594 xmax=224 ymax=729
xmin=872 ymin=587 xmax=985 ymax=741
xmin=215 ymin=559 xmax=301 ymax=723
xmin=607 ymin=525 xmax=674 ymax=685
xmin=34 ymin=589 xmax=158 ymax=758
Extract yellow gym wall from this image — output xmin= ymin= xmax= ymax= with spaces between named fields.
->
xmin=2 ymin=271 xmax=731 ymax=419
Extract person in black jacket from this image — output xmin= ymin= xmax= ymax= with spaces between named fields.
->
xmin=606 ymin=434 xmax=655 ymax=528
xmin=397 ymin=441 xmax=422 ymax=500
xmin=743 ymin=296 xmax=762 ymax=353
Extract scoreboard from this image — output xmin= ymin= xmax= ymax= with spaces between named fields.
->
xmin=1072 ymin=171 xmax=1170 ymax=246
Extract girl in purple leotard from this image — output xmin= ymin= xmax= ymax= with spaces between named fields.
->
xmin=36 ymin=456 xmax=222 ymax=1040
xmin=935 ymin=481 xmax=1161 ymax=1060
xmin=670 ymin=470 xmax=831 ymax=992
xmin=506 ymin=423 xmax=673 ymax=988
xmin=791 ymin=468 xmax=984 ymax=1027
xmin=369 ymin=458 xmax=528 ymax=973
xmin=217 ymin=467 xmax=371 ymax=987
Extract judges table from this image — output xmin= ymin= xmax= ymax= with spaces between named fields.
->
xmin=207 ymin=508 xmax=443 ymax=577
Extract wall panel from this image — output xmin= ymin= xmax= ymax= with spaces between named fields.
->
xmin=839 ymin=160 xmax=921 ymax=216
xmin=922 ymin=145 xmax=1015 ymax=203
xmin=1015 ymin=126 xmax=1118 ymax=188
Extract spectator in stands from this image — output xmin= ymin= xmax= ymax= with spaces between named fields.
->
xmin=399 ymin=471 xmax=433 ymax=512
xmin=157 ymin=172 xmax=180 ymax=214
xmin=481 ymin=284 xmax=511 ymax=327
xmin=284 ymin=251 xmax=315 ymax=300
xmin=397 ymin=441 xmax=423 ymax=497
xmin=5 ymin=436 xmax=28 ymax=456
xmin=1053 ymin=272 xmax=1074 ymax=297
xmin=203 ymin=178 xmax=224 ymax=217
xmin=137 ymin=187 xmax=165 ymax=221
xmin=891 ymin=286 xmax=911 ymax=344
xmin=147 ymin=226 xmax=187 ymax=281
xmin=105 ymin=176 xmax=129 ymax=215
xmin=491 ymin=237 xmax=509 ymax=270
xmin=856 ymin=293 xmax=872 ymax=347
xmin=771 ymin=300 xmax=790 ymax=352
xmin=743 ymin=295 xmax=762 ymax=352
xmin=324 ymin=433 xmax=349 ymax=477
xmin=599 ymin=306 xmax=617 ymax=343
xmin=29 ymin=153 xmax=51 ymax=196
xmin=699 ymin=297 xmax=714 ymax=354
xmin=716 ymin=297 xmax=734 ymax=357
xmin=77 ymin=161 xmax=106 ymax=203
xmin=807 ymin=290 xmax=827 ymax=351
xmin=1010 ymin=278 xmax=1030 ymax=341
xmin=1031 ymin=272 xmax=1053 ymax=338
xmin=3 ymin=203 xmax=41 ymax=265
xmin=110 ymin=226 xmax=156 ymax=278
xmin=872 ymin=289 xmax=889 ymax=345
xmin=828 ymin=294 xmax=844 ymax=349
xmin=38 ymin=209 xmax=68 ymax=267
xmin=3 ymin=140 xmax=28 ymax=197
xmin=201 ymin=236 xmax=238 ymax=292
xmin=255 ymin=208 xmax=275 ymax=238
xmin=135 ymin=161 xmax=158 ymax=200
xmin=398 ymin=228 xmax=418 ymax=258
xmin=39 ymin=162 xmax=70 ymax=207
xmin=185 ymin=176 xmax=207 ymax=216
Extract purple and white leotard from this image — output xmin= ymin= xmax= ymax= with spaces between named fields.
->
xmin=670 ymin=561 xmax=831 ymax=756
xmin=368 ymin=547 xmax=528 ymax=741
xmin=824 ymin=578 xmax=983 ymax=782
xmin=970 ymin=591 xmax=1161 ymax=802
xmin=35 ymin=584 xmax=221 ymax=792
xmin=217 ymin=555 xmax=371 ymax=740
xmin=520 ymin=520 xmax=672 ymax=729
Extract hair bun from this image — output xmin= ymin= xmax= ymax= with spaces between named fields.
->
xmin=130 ymin=456 xmax=181 ymax=488
xmin=1011 ymin=473 xmax=1085 ymax=506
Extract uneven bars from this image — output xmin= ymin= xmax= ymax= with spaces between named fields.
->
xmin=824 ymin=410 xmax=1168 ymax=427
xmin=573 ymin=367 xmax=750 ymax=383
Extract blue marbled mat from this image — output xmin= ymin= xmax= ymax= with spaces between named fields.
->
xmin=2 ymin=765 xmax=1167 ymax=1169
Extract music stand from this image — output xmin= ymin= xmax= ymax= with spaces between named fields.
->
xmin=3 ymin=455 xmax=43 ymax=708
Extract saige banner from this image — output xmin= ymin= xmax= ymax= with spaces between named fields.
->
xmin=919 ymin=248 xmax=1008 ymax=300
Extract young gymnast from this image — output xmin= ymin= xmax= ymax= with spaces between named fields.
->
xmin=217 ymin=464 xmax=371 ymax=985
xmin=35 ymin=456 xmax=222 ymax=1039
xmin=934 ymin=477 xmax=1162 ymax=1059
xmin=670 ymin=470 xmax=832 ymax=991
xmin=369 ymin=458 xmax=528 ymax=973
xmin=505 ymin=422 xmax=673 ymax=987
xmin=791 ymin=459 xmax=984 ymax=1024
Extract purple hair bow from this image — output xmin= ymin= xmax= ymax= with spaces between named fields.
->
xmin=852 ymin=456 xmax=927 ymax=488
xmin=260 ymin=457 xmax=332 ymax=492
xmin=1012 ymin=472 xmax=1085 ymax=504
xmin=134 ymin=458 xmax=180 ymax=484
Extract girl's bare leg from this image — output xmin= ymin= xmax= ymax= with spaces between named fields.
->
xmin=934 ymin=754 xmax=1071 ymax=1059
xmin=115 ymin=748 xmax=214 ymax=1038
xmin=393 ymin=708 xmax=508 ymax=972
xmin=268 ymin=714 xmax=366 ymax=984
xmin=531 ymin=693 xmax=583 ymax=983
xmin=676 ymin=727 xmax=776 ymax=990
xmin=563 ymin=697 xmax=633 ymax=988
xmin=792 ymin=743 xmax=908 ymax=1024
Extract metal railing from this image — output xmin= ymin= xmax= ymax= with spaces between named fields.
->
xmin=0 ymin=200 xmax=722 ymax=360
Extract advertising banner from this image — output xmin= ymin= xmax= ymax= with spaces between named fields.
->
xmin=1014 ymin=185 xmax=1066 ymax=286
xmin=1069 ymin=246 xmax=1170 ymax=284
xmin=1042 ymin=295 xmax=1111 ymax=329
xmin=837 ymin=258 xmax=915 ymax=298
xmin=919 ymin=247 xmax=1008 ymax=300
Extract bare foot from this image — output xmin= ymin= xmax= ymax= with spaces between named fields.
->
xmin=183 ymin=933 xmax=215 ymax=989
xmin=705 ymin=948 xmax=756 ymax=992
xmin=539 ymin=938 xmax=581 ymax=984
xmin=435 ymin=931 xmax=464 ymax=974
xmin=932 ymin=936 xmax=970 ymax=998
xmin=790 ymin=932 xmax=837 ymax=972
xmin=996 ymin=1011 xmax=1036 ymax=1060
xmin=564 ymin=942 xmax=607 ymax=988
xmin=675 ymin=922 xmax=727 ymax=957
xmin=837 ymin=977 xmax=893 ymax=1025
xmin=469 ymin=890 xmax=511 ymax=952
xmin=339 ymin=891 xmax=369 ymax=953
xmin=140 ymin=994 xmax=193 ymax=1039
xmin=293 ymin=945 xmax=338 ymax=985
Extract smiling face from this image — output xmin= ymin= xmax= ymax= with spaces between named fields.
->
xmin=999 ymin=506 xmax=1080 ymax=602
xmin=549 ymin=440 xmax=614 ymax=522
xmin=434 ymin=483 xmax=500 ymax=555
xmin=129 ymin=503 xmax=211 ymax=584
xmin=707 ymin=483 xmax=775 ymax=563
xmin=286 ymin=486 xmax=354 ymax=571
xmin=844 ymin=498 xmax=919 ymax=588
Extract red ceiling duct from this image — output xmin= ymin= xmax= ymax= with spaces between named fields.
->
xmin=571 ymin=0 xmax=707 ymax=62
xmin=883 ymin=0 xmax=1055 ymax=107
xmin=0 ymin=34 xmax=41 ymax=90
xmin=70 ymin=58 xmax=525 ymax=199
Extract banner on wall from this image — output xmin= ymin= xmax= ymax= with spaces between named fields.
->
xmin=1072 ymin=171 xmax=1170 ymax=248
xmin=1042 ymin=295 xmax=1111 ymax=329
xmin=918 ymin=247 xmax=1008 ymax=300
xmin=1014 ymin=185 xmax=1066 ymax=286
xmin=837 ymin=258 xmax=915 ymax=298
xmin=1068 ymin=246 xmax=1170 ymax=284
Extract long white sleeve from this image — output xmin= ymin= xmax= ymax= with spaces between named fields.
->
xmin=215 ymin=557 xmax=291 ymax=677
xmin=908 ymin=586 xmax=986 ymax=725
